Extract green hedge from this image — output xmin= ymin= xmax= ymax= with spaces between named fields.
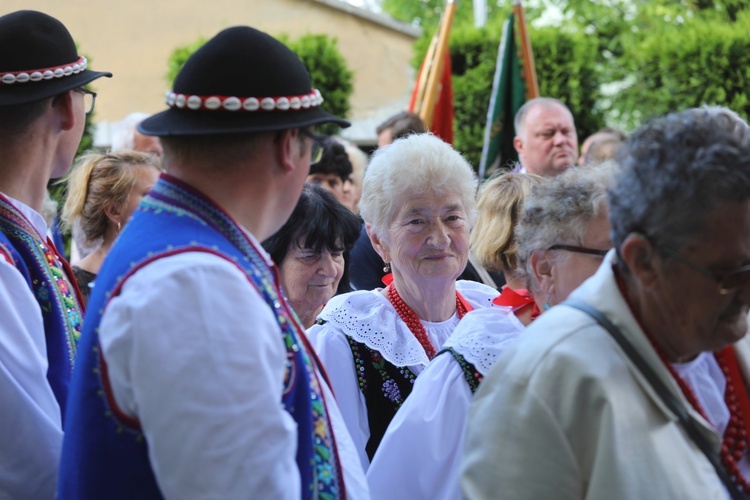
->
xmin=614 ymin=11 xmax=750 ymax=128
xmin=443 ymin=23 xmax=604 ymax=169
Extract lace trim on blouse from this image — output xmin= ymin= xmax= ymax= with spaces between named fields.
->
xmin=317 ymin=281 xmax=498 ymax=367
xmin=441 ymin=306 xmax=525 ymax=376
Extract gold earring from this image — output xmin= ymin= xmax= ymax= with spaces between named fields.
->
xmin=383 ymin=262 xmax=390 ymax=273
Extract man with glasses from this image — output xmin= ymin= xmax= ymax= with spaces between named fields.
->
xmin=59 ymin=26 xmax=368 ymax=499
xmin=463 ymin=107 xmax=750 ymax=499
xmin=0 ymin=10 xmax=111 ymax=499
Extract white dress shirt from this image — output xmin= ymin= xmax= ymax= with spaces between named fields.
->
xmin=100 ymin=245 xmax=369 ymax=499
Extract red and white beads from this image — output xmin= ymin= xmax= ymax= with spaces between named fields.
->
xmin=0 ymin=56 xmax=87 ymax=85
xmin=165 ymin=88 xmax=323 ymax=112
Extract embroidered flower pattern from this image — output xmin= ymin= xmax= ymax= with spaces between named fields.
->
xmin=382 ymin=378 xmax=401 ymax=403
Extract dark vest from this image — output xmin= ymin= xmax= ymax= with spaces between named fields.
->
xmin=347 ymin=338 xmax=417 ymax=460
xmin=58 ymin=175 xmax=345 ymax=499
xmin=439 ymin=347 xmax=484 ymax=393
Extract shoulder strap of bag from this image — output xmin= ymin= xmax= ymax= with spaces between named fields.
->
xmin=563 ymin=299 xmax=746 ymax=500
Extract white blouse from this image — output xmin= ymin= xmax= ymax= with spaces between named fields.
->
xmin=307 ymin=280 xmax=499 ymax=470
xmin=367 ymin=306 xmax=524 ymax=500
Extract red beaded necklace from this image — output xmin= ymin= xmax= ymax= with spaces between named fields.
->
xmin=648 ymin=339 xmax=749 ymax=492
xmin=387 ymin=284 xmax=468 ymax=360
xmin=614 ymin=269 xmax=749 ymax=491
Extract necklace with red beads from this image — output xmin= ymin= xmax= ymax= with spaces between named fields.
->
xmin=387 ymin=284 xmax=468 ymax=360
xmin=613 ymin=269 xmax=749 ymax=491
xmin=648 ymin=338 xmax=749 ymax=492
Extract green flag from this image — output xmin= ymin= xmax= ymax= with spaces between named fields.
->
xmin=478 ymin=12 xmax=527 ymax=179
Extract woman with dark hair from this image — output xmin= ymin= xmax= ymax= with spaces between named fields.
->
xmin=263 ymin=182 xmax=361 ymax=328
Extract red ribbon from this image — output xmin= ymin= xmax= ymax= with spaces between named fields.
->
xmin=492 ymin=286 xmax=541 ymax=320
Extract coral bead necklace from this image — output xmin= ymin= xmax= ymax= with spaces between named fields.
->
xmin=648 ymin=339 xmax=749 ymax=492
xmin=614 ymin=268 xmax=749 ymax=492
xmin=387 ymin=284 xmax=468 ymax=360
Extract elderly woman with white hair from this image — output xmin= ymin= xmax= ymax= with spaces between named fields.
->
xmin=367 ymin=165 xmax=615 ymax=499
xmin=308 ymin=133 xmax=499 ymax=469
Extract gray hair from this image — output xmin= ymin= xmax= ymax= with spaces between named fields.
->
xmin=609 ymin=106 xmax=750 ymax=253
xmin=514 ymin=97 xmax=572 ymax=137
xmin=359 ymin=133 xmax=478 ymax=236
xmin=111 ymin=112 xmax=150 ymax=151
xmin=516 ymin=163 xmax=617 ymax=287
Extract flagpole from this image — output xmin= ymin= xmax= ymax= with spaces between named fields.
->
xmin=420 ymin=0 xmax=456 ymax=129
xmin=411 ymin=30 xmax=440 ymax=115
xmin=514 ymin=0 xmax=539 ymax=99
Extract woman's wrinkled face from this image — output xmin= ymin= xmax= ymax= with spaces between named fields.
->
xmin=280 ymin=238 xmax=345 ymax=327
xmin=378 ymin=191 xmax=470 ymax=286
xmin=121 ymin=166 xmax=160 ymax=224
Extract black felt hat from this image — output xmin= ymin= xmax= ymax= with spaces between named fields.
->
xmin=0 ymin=10 xmax=112 ymax=106
xmin=139 ymin=26 xmax=350 ymax=137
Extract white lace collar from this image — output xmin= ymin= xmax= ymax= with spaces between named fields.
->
xmin=442 ymin=306 xmax=526 ymax=376
xmin=317 ymin=281 xmax=499 ymax=368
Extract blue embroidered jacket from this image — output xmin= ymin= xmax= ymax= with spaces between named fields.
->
xmin=0 ymin=195 xmax=83 ymax=419
xmin=58 ymin=176 xmax=344 ymax=499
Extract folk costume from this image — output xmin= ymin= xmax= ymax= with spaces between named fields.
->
xmin=308 ymin=280 xmax=498 ymax=469
xmin=58 ymin=25 xmax=366 ymax=499
xmin=0 ymin=10 xmax=109 ymax=500
xmin=59 ymin=176 xmax=363 ymax=498
xmin=463 ymin=252 xmax=750 ymax=499
xmin=367 ymin=300 xmax=526 ymax=500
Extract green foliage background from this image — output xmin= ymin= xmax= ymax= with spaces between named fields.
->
xmin=166 ymin=33 xmax=353 ymax=136
xmin=385 ymin=0 xmax=750 ymax=172
xmin=414 ymin=15 xmax=603 ymax=168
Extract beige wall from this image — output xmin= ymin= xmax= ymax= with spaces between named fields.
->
xmin=3 ymin=0 xmax=419 ymax=143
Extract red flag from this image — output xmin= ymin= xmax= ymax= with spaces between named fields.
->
xmin=431 ymin=52 xmax=454 ymax=145
xmin=409 ymin=51 xmax=454 ymax=145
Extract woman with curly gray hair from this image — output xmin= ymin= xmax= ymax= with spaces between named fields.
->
xmin=308 ymin=133 xmax=499 ymax=470
xmin=367 ymin=164 xmax=615 ymax=500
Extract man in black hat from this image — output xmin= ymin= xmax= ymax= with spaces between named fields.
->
xmin=59 ymin=26 xmax=368 ymax=499
xmin=0 ymin=10 xmax=110 ymax=499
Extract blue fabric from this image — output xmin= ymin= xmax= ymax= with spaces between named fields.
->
xmin=0 ymin=197 xmax=83 ymax=419
xmin=59 ymin=176 xmax=343 ymax=499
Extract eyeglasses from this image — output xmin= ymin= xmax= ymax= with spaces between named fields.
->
xmin=51 ymin=87 xmax=97 ymax=116
xmin=74 ymin=88 xmax=97 ymax=115
xmin=299 ymin=128 xmax=325 ymax=165
xmin=548 ymin=244 xmax=610 ymax=257
xmin=663 ymin=247 xmax=750 ymax=295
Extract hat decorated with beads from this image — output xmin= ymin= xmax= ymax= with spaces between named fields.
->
xmin=139 ymin=26 xmax=350 ymax=136
xmin=0 ymin=10 xmax=112 ymax=106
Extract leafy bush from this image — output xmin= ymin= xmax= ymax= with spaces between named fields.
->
xmin=435 ymin=22 xmax=604 ymax=169
xmin=614 ymin=11 xmax=750 ymax=128
xmin=279 ymin=34 xmax=353 ymax=136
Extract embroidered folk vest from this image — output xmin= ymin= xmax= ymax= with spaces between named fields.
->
xmin=0 ymin=194 xmax=83 ymax=419
xmin=58 ymin=175 xmax=345 ymax=499
xmin=347 ymin=338 xmax=417 ymax=460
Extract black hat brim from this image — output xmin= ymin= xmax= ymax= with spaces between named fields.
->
xmin=139 ymin=105 xmax=350 ymax=136
xmin=0 ymin=69 xmax=112 ymax=106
